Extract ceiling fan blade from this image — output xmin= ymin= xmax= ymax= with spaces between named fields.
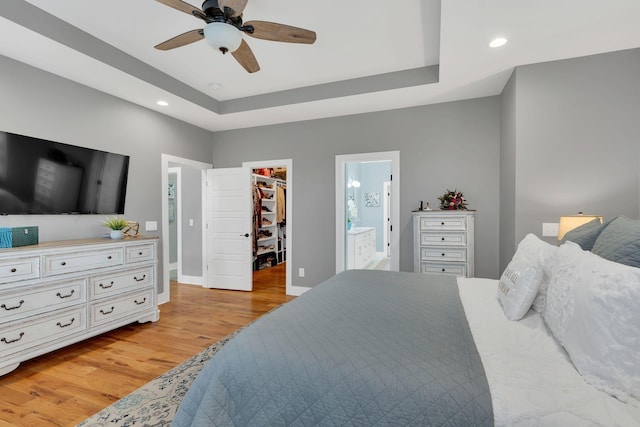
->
xmin=155 ymin=0 xmax=206 ymax=20
xmin=154 ymin=29 xmax=204 ymax=50
xmin=232 ymin=40 xmax=260 ymax=73
xmin=218 ymin=0 xmax=248 ymax=17
xmin=244 ymin=21 xmax=316 ymax=44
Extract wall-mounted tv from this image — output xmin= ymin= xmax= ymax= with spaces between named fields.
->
xmin=0 ymin=131 xmax=129 ymax=215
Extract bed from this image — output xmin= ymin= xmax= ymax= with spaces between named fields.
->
xmin=174 ymin=216 xmax=640 ymax=426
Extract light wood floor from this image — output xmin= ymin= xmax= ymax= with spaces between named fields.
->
xmin=0 ymin=263 xmax=293 ymax=427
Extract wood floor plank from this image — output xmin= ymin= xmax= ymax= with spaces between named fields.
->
xmin=0 ymin=263 xmax=292 ymax=426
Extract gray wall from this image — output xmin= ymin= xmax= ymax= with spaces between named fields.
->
xmin=0 ymin=55 xmax=214 ymax=293
xmin=499 ymin=48 xmax=640 ymax=271
xmin=180 ymin=166 xmax=204 ymax=276
xmin=212 ymin=97 xmax=502 ymax=286
xmin=499 ymin=71 xmax=517 ymax=273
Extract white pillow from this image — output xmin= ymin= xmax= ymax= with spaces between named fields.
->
xmin=543 ymin=241 xmax=640 ymax=402
xmin=497 ymin=234 xmax=545 ymax=320
xmin=508 ymin=234 xmax=558 ymax=313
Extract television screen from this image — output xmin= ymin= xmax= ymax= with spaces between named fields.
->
xmin=0 ymin=131 xmax=129 ymax=215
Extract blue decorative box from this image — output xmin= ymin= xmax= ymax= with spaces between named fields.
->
xmin=0 ymin=227 xmax=39 ymax=248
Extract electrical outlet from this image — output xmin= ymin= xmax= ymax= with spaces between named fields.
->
xmin=542 ymin=222 xmax=559 ymax=237
xmin=298 ymin=268 xmax=305 ymax=277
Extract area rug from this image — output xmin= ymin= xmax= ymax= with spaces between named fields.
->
xmin=77 ymin=329 xmax=241 ymax=427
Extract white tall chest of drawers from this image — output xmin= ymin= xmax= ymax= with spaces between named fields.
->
xmin=0 ymin=237 xmax=159 ymax=376
xmin=413 ymin=210 xmax=475 ymax=277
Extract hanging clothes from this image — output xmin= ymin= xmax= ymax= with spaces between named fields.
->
xmin=276 ymin=184 xmax=286 ymax=223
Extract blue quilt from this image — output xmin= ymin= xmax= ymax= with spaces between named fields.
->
xmin=174 ymin=270 xmax=493 ymax=426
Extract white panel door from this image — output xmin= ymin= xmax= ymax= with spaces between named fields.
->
xmin=205 ymin=167 xmax=252 ymax=291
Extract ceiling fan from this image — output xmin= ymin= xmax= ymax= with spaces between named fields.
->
xmin=154 ymin=0 xmax=317 ymax=73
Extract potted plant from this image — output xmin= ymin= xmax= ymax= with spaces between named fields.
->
xmin=103 ymin=216 xmax=129 ymax=239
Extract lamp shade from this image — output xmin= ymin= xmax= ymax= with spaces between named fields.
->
xmin=557 ymin=214 xmax=603 ymax=240
xmin=203 ymin=22 xmax=243 ymax=53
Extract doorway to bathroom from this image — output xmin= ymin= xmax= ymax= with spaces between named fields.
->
xmin=335 ymin=151 xmax=400 ymax=274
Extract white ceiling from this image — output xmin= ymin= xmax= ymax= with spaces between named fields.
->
xmin=1 ymin=0 xmax=640 ymax=132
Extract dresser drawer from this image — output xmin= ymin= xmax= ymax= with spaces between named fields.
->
xmin=0 ymin=280 xmax=85 ymax=322
xmin=420 ymin=247 xmax=467 ymax=262
xmin=90 ymin=290 xmax=153 ymax=327
xmin=0 ymin=307 xmax=86 ymax=357
xmin=419 ymin=216 xmax=467 ymax=231
xmin=44 ymin=248 xmax=124 ymax=276
xmin=420 ymin=262 xmax=467 ymax=276
xmin=90 ymin=267 xmax=153 ymax=299
xmin=420 ymin=232 xmax=467 ymax=246
xmin=125 ymin=244 xmax=155 ymax=264
xmin=0 ymin=257 xmax=40 ymax=285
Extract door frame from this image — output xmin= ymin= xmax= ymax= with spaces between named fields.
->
xmin=243 ymin=159 xmax=305 ymax=296
xmin=335 ymin=151 xmax=400 ymax=273
xmin=168 ymin=167 xmax=181 ymax=281
xmin=159 ymin=154 xmax=212 ymax=305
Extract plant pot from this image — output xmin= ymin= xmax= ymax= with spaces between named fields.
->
xmin=110 ymin=229 xmax=124 ymax=240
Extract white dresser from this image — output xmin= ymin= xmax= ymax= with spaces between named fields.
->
xmin=0 ymin=237 xmax=159 ymax=376
xmin=347 ymin=227 xmax=376 ymax=269
xmin=413 ymin=210 xmax=475 ymax=277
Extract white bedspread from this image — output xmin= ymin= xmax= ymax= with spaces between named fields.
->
xmin=457 ymin=277 xmax=640 ymax=427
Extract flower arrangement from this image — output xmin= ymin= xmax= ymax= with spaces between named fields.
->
xmin=437 ymin=189 xmax=468 ymax=210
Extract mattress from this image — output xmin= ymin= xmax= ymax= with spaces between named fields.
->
xmin=458 ymin=277 xmax=640 ymax=427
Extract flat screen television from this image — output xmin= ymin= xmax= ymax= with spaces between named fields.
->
xmin=0 ymin=131 xmax=129 ymax=215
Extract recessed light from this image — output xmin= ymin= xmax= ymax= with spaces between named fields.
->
xmin=157 ymin=100 xmax=169 ymax=106
xmin=489 ymin=37 xmax=508 ymax=48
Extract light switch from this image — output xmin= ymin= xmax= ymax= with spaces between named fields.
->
xmin=189 ymin=219 xmax=194 ymax=227
xmin=145 ymin=221 xmax=158 ymax=231
xmin=542 ymin=222 xmax=559 ymax=237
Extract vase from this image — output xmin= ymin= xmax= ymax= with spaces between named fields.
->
xmin=110 ymin=229 xmax=124 ymax=240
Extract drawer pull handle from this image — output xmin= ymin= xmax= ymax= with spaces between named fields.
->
xmin=442 ymin=268 xmax=446 ymax=272
xmin=442 ymin=253 xmax=445 ymax=257
xmin=61 ymin=261 xmax=67 ymax=266
xmin=441 ymin=237 xmax=445 ymax=241
xmin=56 ymin=290 xmax=75 ymax=299
xmin=1 ymin=300 xmax=25 ymax=311
xmin=107 ymin=256 xmax=112 ymax=260
xmin=134 ymin=275 xmax=146 ymax=282
xmin=441 ymin=222 xmax=445 ymax=226
xmin=10 ymin=268 xmax=17 ymax=273
xmin=1 ymin=332 xmax=24 ymax=344
xmin=138 ymin=252 xmax=143 ymax=256
xmin=100 ymin=306 xmax=115 ymax=315
xmin=99 ymin=282 xmax=114 ymax=289
xmin=57 ymin=318 xmax=75 ymax=328
xmin=134 ymin=298 xmax=147 ymax=305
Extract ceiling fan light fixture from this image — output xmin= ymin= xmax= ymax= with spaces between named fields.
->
xmin=203 ymin=22 xmax=243 ymax=53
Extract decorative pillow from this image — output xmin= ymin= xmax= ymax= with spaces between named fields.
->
xmin=560 ymin=217 xmax=610 ymax=251
xmin=497 ymin=234 xmax=546 ymax=320
xmin=592 ymin=216 xmax=640 ymax=268
xmin=543 ymin=241 xmax=640 ymax=402
xmin=502 ymin=233 xmax=558 ymax=313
